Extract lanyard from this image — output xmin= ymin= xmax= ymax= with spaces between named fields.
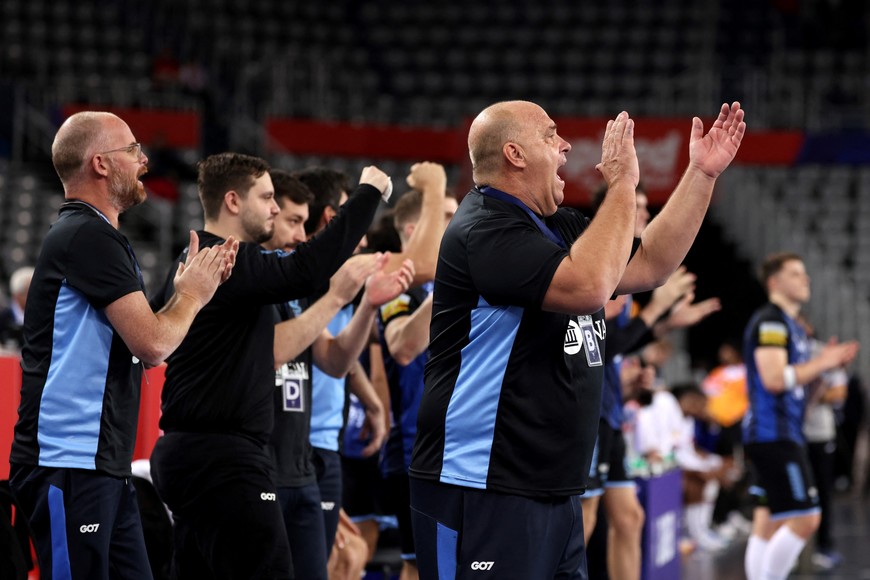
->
xmin=478 ymin=186 xmax=566 ymax=249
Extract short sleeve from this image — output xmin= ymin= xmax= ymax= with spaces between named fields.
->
xmin=756 ymin=319 xmax=789 ymax=348
xmin=380 ymin=293 xmax=414 ymax=327
xmin=466 ymin=210 xmax=566 ymax=308
xmin=64 ymin=223 xmax=142 ymax=309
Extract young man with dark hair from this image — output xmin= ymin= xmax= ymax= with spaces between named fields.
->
xmin=265 ymin=167 xmax=413 ymax=579
xmin=149 ymin=153 xmax=394 ymax=578
xmin=742 ymin=252 xmax=858 ymax=580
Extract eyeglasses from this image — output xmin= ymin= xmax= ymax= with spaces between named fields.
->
xmin=99 ymin=143 xmax=144 ymax=160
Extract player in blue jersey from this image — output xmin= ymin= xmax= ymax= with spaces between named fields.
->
xmin=300 ymin=162 xmax=447 ymax=558
xmin=742 ymin=252 xmax=858 ymax=580
xmin=411 ymin=100 xmax=745 ymax=579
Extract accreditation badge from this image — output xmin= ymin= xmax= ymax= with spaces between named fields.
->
xmin=577 ymin=315 xmax=603 ymax=367
xmin=279 ymin=361 xmax=308 ymax=412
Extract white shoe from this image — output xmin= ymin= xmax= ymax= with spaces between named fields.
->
xmin=715 ymin=520 xmax=739 ymax=542
xmin=692 ymin=529 xmax=729 ymax=552
xmin=726 ymin=511 xmax=753 ymax=535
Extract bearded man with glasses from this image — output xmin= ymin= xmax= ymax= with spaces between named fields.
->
xmin=9 ymin=111 xmax=237 ymax=580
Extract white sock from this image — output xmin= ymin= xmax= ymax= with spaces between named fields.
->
xmin=761 ymin=526 xmax=806 ymax=580
xmin=745 ymin=534 xmax=769 ymax=580
xmin=701 ymin=501 xmax=716 ymax=533
xmin=685 ymin=504 xmax=705 ymax=539
xmin=702 ymin=480 xmax=720 ymax=503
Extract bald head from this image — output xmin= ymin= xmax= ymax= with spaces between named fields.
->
xmin=51 ymin=112 xmax=119 ymax=184
xmin=468 ymin=100 xmax=543 ymax=183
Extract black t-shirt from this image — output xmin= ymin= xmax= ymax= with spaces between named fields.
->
xmin=410 ymin=188 xmax=607 ymax=498
xmin=12 ymin=201 xmax=145 ymax=476
xmin=150 ymin=183 xmax=381 ymax=445
xmin=269 ymin=298 xmax=316 ymax=488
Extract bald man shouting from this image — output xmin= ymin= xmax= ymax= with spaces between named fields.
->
xmin=409 ymin=100 xmax=745 ymax=579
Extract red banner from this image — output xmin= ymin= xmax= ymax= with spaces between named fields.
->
xmin=48 ymin=107 xmax=804 ymax=207
xmin=553 ymin=117 xmax=692 ymax=206
xmin=266 ymin=119 xmax=466 ymax=163
xmin=61 ymin=106 xmax=200 ymax=149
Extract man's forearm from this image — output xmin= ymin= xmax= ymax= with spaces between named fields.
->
xmin=348 ymin=360 xmax=382 ymax=411
xmin=394 ymin=185 xmax=445 ymax=284
xmin=292 ymin=184 xmax=381 ymax=290
xmin=274 ymin=291 xmax=347 ymax=368
xmin=320 ymin=301 xmax=377 ymax=377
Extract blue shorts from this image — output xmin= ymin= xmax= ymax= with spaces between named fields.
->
xmin=410 ymin=478 xmax=587 ymax=580
xmin=10 ymin=464 xmax=152 ymax=580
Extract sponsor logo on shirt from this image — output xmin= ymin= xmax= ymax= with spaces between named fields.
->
xmin=564 ymin=316 xmax=603 ymax=366
xmin=564 ymin=319 xmax=582 ymax=355
xmin=80 ymin=523 xmax=100 ymax=533
xmin=470 ymin=561 xmax=494 ymax=571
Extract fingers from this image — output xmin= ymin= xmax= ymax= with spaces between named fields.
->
xmin=698 ymin=297 xmax=722 ymax=311
xmin=406 ymin=161 xmax=447 ymax=192
xmin=374 ymin=251 xmax=390 ymax=272
xmin=344 ymin=253 xmax=381 ymax=280
xmin=406 ymin=163 xmax=419 ymax=187
xmin=359 ymin=165 xmax=390 ymax=194
xmin=399 ymin=258 xmax=415 ymax=289
xmin=612 ymin=111 xmax=633 ymax=145
xmin=184 ymin=230 xmax=200 ymax=266
xmin=597 ymin=112 xmax=638 ymax=187
xmin=220 ymin=237 xmax=239 ymax=284
xmin=693 ymin=297 xmax=722 ymax=317
xmin=708 ymin=102 xmax=746 ymax=143
xmin=189 ymin=246 xmax=225 ymax=276
xmin=690 ymin=117 xmax=704 ymax=144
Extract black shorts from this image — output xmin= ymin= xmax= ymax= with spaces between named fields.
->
xmin=151 ymin=432 xmax=292 ymax=579
xmin=745 ymin=440 xmax=820 ymax=519
xmin=341 ymin=453 xmax=384 ymax=519
xmin=585 ymin=420 xmax=632 ymax=496
xmin=312 ymin=447 xmax=342 ymax=554
xmin=384 ymin=472 xmax=415 ymax=560
xmin=10 ymin=464 xmax=152 ymax=580
xmin=410 ymin=478 xmax=587 ymax=580
xmin=278 ymin=482 xmax=328 ymax=580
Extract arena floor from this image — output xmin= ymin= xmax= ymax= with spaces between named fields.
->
xmin=683 ymin=494 xmax=870 ymax=579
